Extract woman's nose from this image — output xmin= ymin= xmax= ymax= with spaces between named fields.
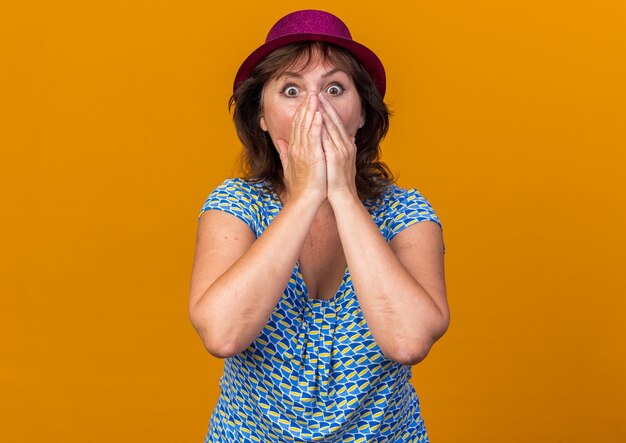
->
xmin=296 ymin=92 xmax=320 ymax=110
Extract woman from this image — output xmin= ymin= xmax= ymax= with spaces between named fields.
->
xmin=189 ymin=9 xmax=450 ymax=442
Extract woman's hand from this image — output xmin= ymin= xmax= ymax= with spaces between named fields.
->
xmin=318 ymin=92 xmax=359 ymax=204
xmin=275 ymin=94 xmax=326 ymax=204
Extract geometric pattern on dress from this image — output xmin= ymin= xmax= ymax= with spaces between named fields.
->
xmin=198 ymin=178 xmax=441 ymax=442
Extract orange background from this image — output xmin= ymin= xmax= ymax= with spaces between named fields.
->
xmin=1 ymin=1 xmax=625 ymax=441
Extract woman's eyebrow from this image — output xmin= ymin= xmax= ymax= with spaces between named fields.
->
xmin=277 ymin=68 xmax=346 ymax=79
xmin=322 ymin=68 xmax=345 ymax=78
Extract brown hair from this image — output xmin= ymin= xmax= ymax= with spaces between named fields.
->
xmin=229 ymin=41 xmax=395 ymax=202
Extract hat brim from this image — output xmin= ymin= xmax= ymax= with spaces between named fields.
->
xmin=233 ymin=33 xmax=386 ymax=98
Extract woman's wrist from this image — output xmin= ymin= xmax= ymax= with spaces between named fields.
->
xmin=327 ymin=186 xmax=360 ymax=209
xmin=283 ymin=187 xmax=327 ymax=210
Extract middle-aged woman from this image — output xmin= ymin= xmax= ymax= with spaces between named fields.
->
xmin=189 ymin=9 xmax=450 ymax=442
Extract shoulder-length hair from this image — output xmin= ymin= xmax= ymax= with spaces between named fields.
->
xmin=229 ymin=41 xmax=395 ymax=202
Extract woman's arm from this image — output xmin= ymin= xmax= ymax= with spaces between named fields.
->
xmin=329 ymin=193 xmax=449 ymax=366
xmin=189 ymin=195 xmax=321 ymax=358
xmin=189 ymin=93 xmax=326 ymax=358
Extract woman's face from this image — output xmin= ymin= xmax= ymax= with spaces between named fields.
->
xmin=259 ymin=54 xmax=364 ymax=147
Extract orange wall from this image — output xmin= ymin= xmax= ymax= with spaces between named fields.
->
xmin=1 ymin=1 xmax=625 ymax=442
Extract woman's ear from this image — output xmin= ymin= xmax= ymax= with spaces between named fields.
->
xmin=260 ymin=115 xmax=268 ymax=132
xmin=358 ymin=111 xmax=365 ymax=129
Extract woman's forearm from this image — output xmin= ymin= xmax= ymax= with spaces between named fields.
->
xmin=192 ymin=194 xmax=322 ymax=358
xmin=329 ymin=191 xmax=448 ymax=365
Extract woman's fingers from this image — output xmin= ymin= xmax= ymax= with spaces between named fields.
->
xmin=311 ymin=111 xmax=323 ymax=153
xmin=280 ymin=93 xmax=327 ymax=201
xmin=317 ymin=93 xmax=358 ymax=199
xmin=319 ymin=106 xmax=341 ymax=156
xmin=289 ymin=94 xmax=319 ymax=153
xmin=300 ymin=94 xmax=320 ymax=151
xmin=321 ymin=125 xmax=334 ymax=158
xmin=318 ymin=93 xmax=353 ymax=154
xmin=290 ymin=99 xmax=306 ymax=148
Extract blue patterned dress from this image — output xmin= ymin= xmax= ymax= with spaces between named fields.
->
xmin=198 ymin=178 xmax=442 ymax=443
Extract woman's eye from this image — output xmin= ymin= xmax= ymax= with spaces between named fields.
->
xmin=326 ymin=84 xmax=344 ymax=96
xmin=282 ymin=86 xmax=299 ymax=97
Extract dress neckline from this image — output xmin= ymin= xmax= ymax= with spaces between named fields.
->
xmin=263 ymin=181 xmax=349 ymax=305
xmin=296 ymin=261 xmax=349 ymax=305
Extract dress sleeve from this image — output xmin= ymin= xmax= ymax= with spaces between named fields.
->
xmin=386 ymin=188 xmax=443 ymax=242
xmin=197 ymin=178 xmax=257 ymax=234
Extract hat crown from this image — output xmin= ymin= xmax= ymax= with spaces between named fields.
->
xmin=234 ymin=9 xmax=386 ymax=97
xmin=266 ymin=10 xmax=353 ymax=43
